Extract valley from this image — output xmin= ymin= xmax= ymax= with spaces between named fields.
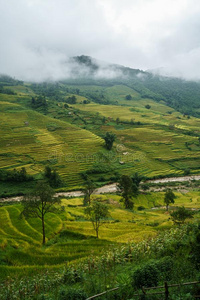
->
xmin=0 ymin=63 xmax=200 ymax=299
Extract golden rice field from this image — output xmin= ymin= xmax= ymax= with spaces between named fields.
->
xmin=0 ymin=82 xmax=200 ymax=191
xmin=0 ymin=191 xmax=199 ymax=279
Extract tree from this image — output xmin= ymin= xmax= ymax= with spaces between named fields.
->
xmin=83 ymin=179 xmax=96 ymax=206
xmin=116 ymin=117 xmax=120 ymax=124
xmin=21 ymin=182 xmax=61 ymax=244
xmin=44 ymin=166 xmax=62 ymax=188
xmin=170 ymin=206 xmax=193 ymax=225
xmin=118 ymin=175 xmax=134 ymax=209
xmin=104 ymin=132 xmax=116 ymax=150
xmin=84 ymin=199 xmax=110 ymax=238
xmin=183 ymin=168 xmax=191 ymax=176
xmin=131 ymin=172 xmax=144 ymax=196
xmin=102 ymin=116 xmax=106 ymax=124
xmin=125 ymin=94 xmax=132 ymax=100
xmin=44 ymin=166 xmax=52 ymax=179
xmin=164 ymin=189 xmax=176 ymax=211
xmin=66 ymin=95 xmax=77 ymax=104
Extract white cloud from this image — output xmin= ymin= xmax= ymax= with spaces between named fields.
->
xmin=1 ymin=0 xmax=200 ymax=80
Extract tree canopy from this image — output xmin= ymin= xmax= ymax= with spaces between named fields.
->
xmin=84 ymin=199 xmax=110 ymax=238
xmin=104 ymin=132 xmax=116 ymax=150
xmin=118 ymin=175 xmax=134 ymax=209
xmin=164 ymin=189 xmax=176 ymax=211
xmin=21 ymin=182 xmax=61 ymax=244
xmin=83 ymin=179 xmax=96 ymax=206
xmin=170 ymin=206 xmax=194 ymax=225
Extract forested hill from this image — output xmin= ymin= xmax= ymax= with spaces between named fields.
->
xmin=62 ymin=55 xmax=200 ymax=118
xmin=1 ymin=55 xmax=200 ymax=118
xmin=1 ymin=56 xmax=200 ymax=194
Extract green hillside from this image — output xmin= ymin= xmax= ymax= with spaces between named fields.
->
xmin=0 ymin=70 xmax=200 ymax=299
xmin=0 ymin=72 xmax=200 ymax=196
xmin=0 ymin=191 xmax=199 ymax=299
xmin=0 ymin=94 xmax=104 ymax=194
xmin=0 ymin=191 xmax=199 ymax=277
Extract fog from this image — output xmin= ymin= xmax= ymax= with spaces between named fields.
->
xmin=1 ymin=0 xmax=200 ymax=81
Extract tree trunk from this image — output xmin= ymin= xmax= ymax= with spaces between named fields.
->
xmin=42 ymin=216 xmax=45 ymax=244
xmin=96 ymin=227 xmax=99 ymax=238
xmin=166 ymin=204 xmax=169 ymax=211
xmin=96 ymin=220 xmax=99 ymax=238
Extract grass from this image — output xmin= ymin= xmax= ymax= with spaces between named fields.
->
xmin=0 ymin=191 xmax=199 ymax=280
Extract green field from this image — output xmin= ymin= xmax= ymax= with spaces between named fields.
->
xmin=1 ymin=65 xmax=200 ymax=299
xmin=0 ymin=81 xmax=200 ymax=196
xmin=0 ymin=191 xmax=199 ymax=279
xmin=0 ymin=190 xmax=199 ymax=299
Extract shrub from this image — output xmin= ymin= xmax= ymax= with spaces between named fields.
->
xmin=132 ymin=257 xmax=174 ymax=288
xmin=132 ymin=261 xmax=159 ymax=288
xmin=184 ymin=168 xmax=191 ymax=176
xmin=137 ymin=206 xmax=145 ymax=211
xmin=125 ymin=94 xmax=132 ymax=100
xmin=170 ymin=206 xmax=194 ymax=225
xmin=58 ymin=287 xmax=87 ymax=300
xmin=63 ymin=267 xmax=83 ymax=284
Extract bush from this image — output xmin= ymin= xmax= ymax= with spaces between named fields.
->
xmin=137 ymin=206 xmax=145 ymax=211
xmin=125 ymin=94 xmax=132 ymax=100
xmin=63 ymin=267 xmax=83 ymax=284
xmin=59 ymin=287 xmax=87 ymax=300
xmin=132 ymin=257 xmax=174 ymax=288
xmin=132 ymin=261 xmax=159 ymax=288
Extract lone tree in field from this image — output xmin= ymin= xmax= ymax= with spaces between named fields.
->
xmin=21 ymin=182 xmax=61 ymax=245
xmin=84 ymin=198 xmax=110 ymax=238
xmin=118 ymin=175 xmax=134 ymax=209
xmin=131 ymin=172 xmax=144 ymax=196
xmin=125 ymin=94 xmax=132 ymax=100
xmin=170 ymin=206 xmax=194 ymax=225
xmin=164 ymin=189 xmax=176 ymax=211
xmin=104 ymin=132 xmax=116 ymax=150
xmin=83 ymin=179 xmax=96 ymax=206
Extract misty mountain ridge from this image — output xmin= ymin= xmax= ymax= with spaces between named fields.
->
xmin=69 ymin=55 xmax=147 ymax=79
xmin=1 ymin=55 xmax=200 ymax=117
xmin=69 ymin=55 xmax=200 ymax=83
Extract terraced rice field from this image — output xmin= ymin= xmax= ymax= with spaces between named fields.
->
xmin=71 ymin=90 xmax=200 ymax=177
xmin=0 ymin=100 xmax=104 ymax=187
xmin=0 ymin=83 xmax=200 ymax=190
xmin=0 ymin=191 xmax=199 ymax=280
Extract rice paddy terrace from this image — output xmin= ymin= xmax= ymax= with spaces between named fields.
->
xmin=0 ymin=191 xmax=199 ymax=280
xmin=0 ymin=74 xmax=200 ymax=298
xmin=0 ymin=79 xmax=200 ymax=194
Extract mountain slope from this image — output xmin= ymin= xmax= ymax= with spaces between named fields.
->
xmin=0 ymin=60 xmax=200 ymax=195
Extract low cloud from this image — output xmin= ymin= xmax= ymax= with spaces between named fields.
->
xmin=1 ymin=0 xmax=200 ymax=81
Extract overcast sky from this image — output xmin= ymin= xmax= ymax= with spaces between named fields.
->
xmin=1 ymin=0 xmax=200 ymax=81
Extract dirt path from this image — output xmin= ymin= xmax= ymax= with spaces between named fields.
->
xmin=1 ymin=175 xmax=199 ymax=202
xmin=147 ymin=175 xmax=200 ymax=184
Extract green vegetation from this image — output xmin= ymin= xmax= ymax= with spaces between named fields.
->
xmin=164 ymin=189 xmax=176 ymax=211
xmin=0 ymin=190 xmax=199 ymax=299
xmin=1 ymin=69 xmax=200 ymax=298
xmin=21 ymin=182 xmax=61 ymax=244
xmin=118 ymin=175 xmax=134 ymax=209
xmin=83 ymin=179 xmax=96 ymax=206
xmin=84 ymin=198 xmax=110 ymax=238
xmin=0 ymin=73 xmax=200 ymax=195
xmin=103 ymin=131 xmax=116 ymax=150
xmin=170 ymin=206 xmax=194 ymax=225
